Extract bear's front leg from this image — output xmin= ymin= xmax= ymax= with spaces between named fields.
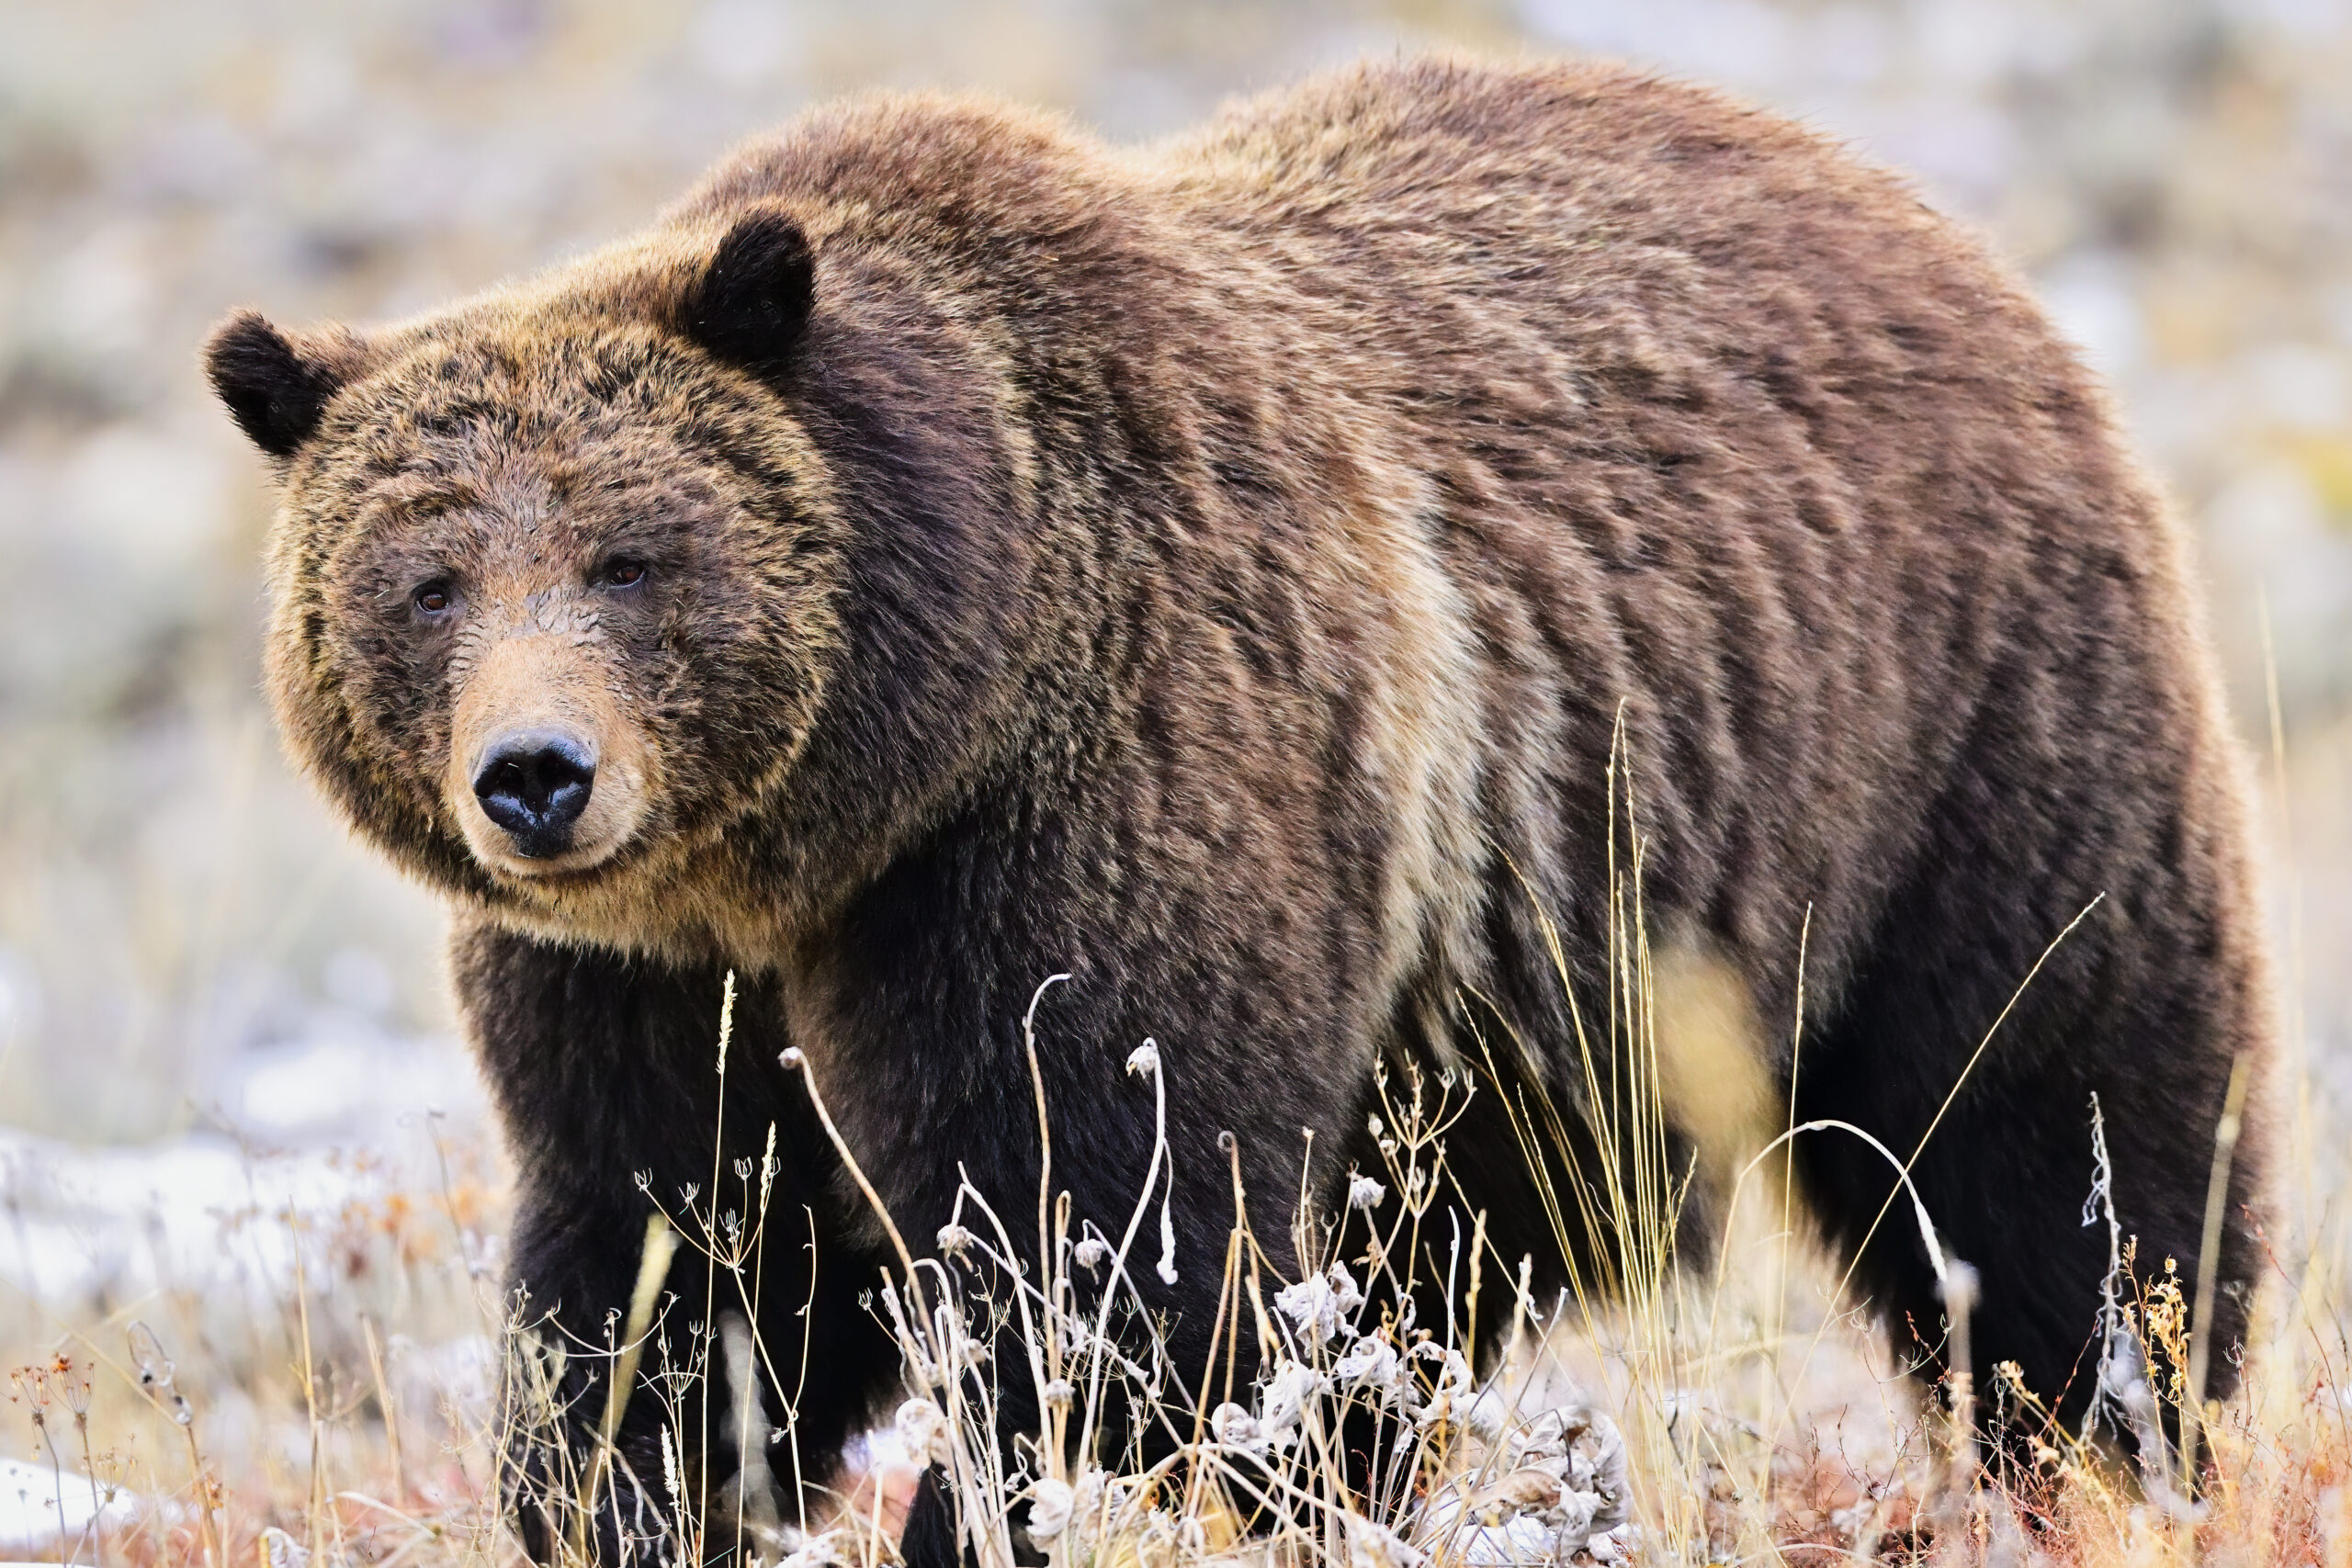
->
xmin=800 ymin=821 xmax=1397 ymax=1568
xmin=452 ymin=921 xmax=893 ymax=1562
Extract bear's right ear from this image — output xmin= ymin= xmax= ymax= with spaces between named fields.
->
xmin=684 ymin=211 xmax=816 ymax=383
xmin=202 ymin=310 xmax=345 ymax=459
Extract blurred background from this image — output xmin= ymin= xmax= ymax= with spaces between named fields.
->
xmin=0 ymin=0 xmax=2346 ymax=1226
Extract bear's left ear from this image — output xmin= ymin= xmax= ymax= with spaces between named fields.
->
xmin=684 ymin=211 xmax=816 ymax=383
xmin=202 ymin=310 xmax=349 ymax=459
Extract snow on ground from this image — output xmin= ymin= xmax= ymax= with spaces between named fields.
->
xmin=0 ymin=1021 xmax=502 ymax=1551
xmin=3 ymin=1125 xmax=403 ymax=1306
xmin=0 ymin=1453 xmax=137 ymax=1553
xmin=225 ymin=1017 xmax=489 ymax=1146
xmin=0 ymin=1024 xmax=493 ymax=1311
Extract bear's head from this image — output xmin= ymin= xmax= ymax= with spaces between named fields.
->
xmin=203 ymin=210 xmax=1030 ymax=952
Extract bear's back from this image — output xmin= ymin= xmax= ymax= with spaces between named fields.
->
xmin=663 ymin=56 xmax=2212 ymax=971
xmin=1157 ymin=54 xmax=2087 ymax=509
xmin=1149 ymin=57 xmax=2211 ymax=974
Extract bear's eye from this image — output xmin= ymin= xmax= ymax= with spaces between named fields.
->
xmin=600 ymin=558 xmax=648 ymax=590
xmin=413 ymin=581 xmax=454 ymax=615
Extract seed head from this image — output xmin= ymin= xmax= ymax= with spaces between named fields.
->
xmin=1026 ymin=1476 xmax=1075 ymax=1541
xmin=895 ymin=1396 xmax=954 ymax=1465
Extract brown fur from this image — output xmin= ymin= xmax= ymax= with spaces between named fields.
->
xmin=206 ymin=54 xmax=2272 ymax=1559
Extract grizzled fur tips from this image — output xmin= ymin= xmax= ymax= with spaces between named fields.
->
xmin=206 ymin=53 xmax=2272 ymax=1565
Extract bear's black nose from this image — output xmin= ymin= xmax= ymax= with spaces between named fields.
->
xmin=473 ymin=730 xmax=596 ymax=856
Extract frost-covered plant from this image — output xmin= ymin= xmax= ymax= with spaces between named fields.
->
xmin=774 ymin=974 xmax=1644 ymax=1568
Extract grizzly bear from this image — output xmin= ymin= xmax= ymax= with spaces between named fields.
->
xmin=204 ymin=53 xmax=2269 ymax=1562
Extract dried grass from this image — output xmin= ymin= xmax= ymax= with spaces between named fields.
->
xmin=3 ymin=732 xmax=2341 ymax=1568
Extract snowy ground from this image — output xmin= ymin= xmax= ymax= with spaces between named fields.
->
xmin=0 ymin=1021 xmax=502 ymax=1554
xmin=1 ymin=1022 xmax=493 ymax=1310
xmin=0 ymin=1453 xmax=135 ymax=1558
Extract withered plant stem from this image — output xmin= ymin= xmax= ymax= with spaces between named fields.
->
xmin=571 ymin=1211 xmax=681 ymax=1560
xmin=361 ymin=1314 xmax=407 ymax=1510
xmin=2182 ymin=1050 xmax=2255 ymax=1509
